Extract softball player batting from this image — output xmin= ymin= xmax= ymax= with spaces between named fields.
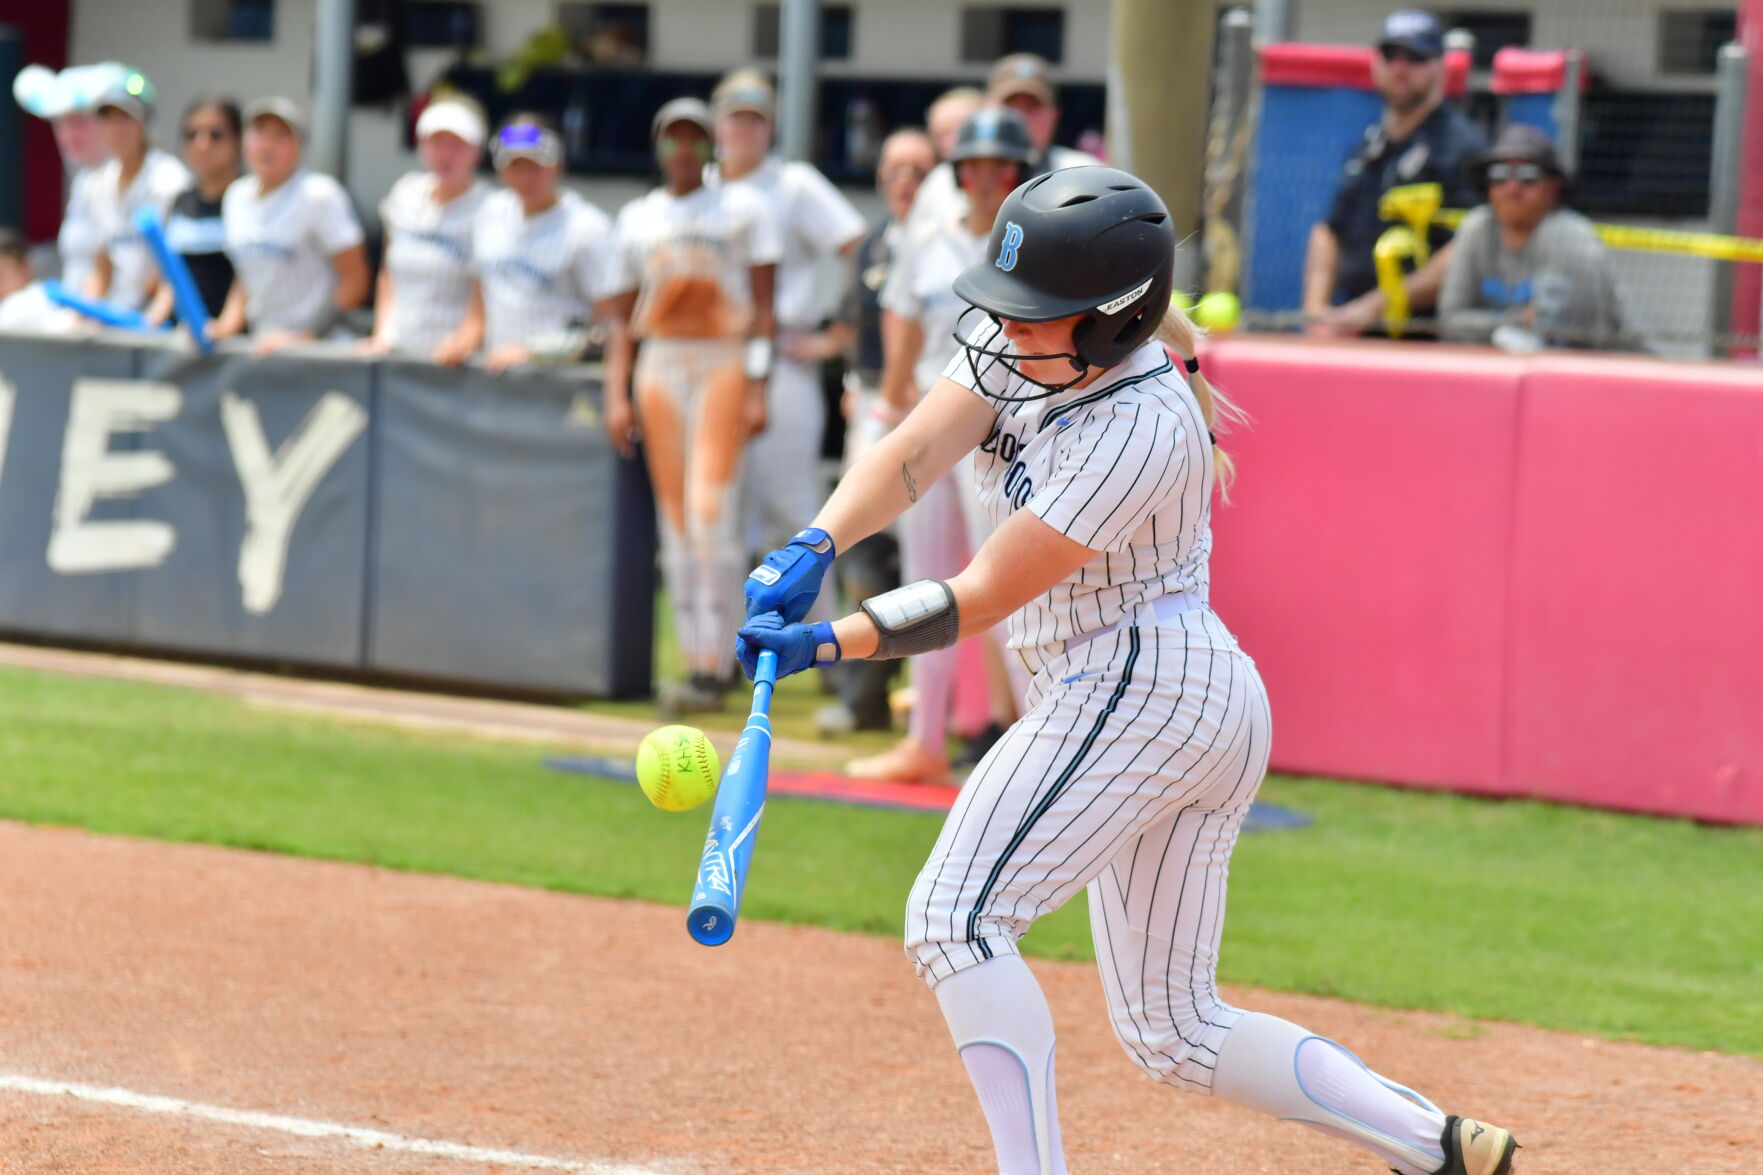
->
xmin=737 ymin=167 xmax=1518 ymax=1175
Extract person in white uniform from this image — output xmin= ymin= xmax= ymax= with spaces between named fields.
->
xmin=736 ymin=167 xmax=1519 ymax=1175
xmin=601 ymin=97 xmax=781 ymax=715
xmin=212 ymin=97 xmax=369 ymax=354
xmin=86 ymin=68 xmax=190 ymax=311
xmin=12 ymin=62 xmax=123 ymax=298
xmin=368 ymin=97 xmax=491 ymax=364
xmin=848 ymin=107 xmax=1035 ymax=786
xmin=908 ymin=53 xmax=1101 ymax=234
xmin=0 ymin=229 xmax=78 ymax=332
xmin=706 ymin=69 xmax=866 ymax=554
xmin=471 ymin=113 xmax=618 ymax=372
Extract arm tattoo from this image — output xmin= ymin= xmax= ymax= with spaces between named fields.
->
xmin=901 ymin=462 xmax=918 ymax=503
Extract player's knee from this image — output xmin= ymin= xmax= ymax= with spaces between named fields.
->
xmin=1106 ymin=993 xmax=1237 ymax=1090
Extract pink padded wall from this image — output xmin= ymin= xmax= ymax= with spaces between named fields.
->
xmin=1203 ymin=338 xmax=1527 ymax=791
xmin=1506 ymin=355 xmax=1763 ymax=823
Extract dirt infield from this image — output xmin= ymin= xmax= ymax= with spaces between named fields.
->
xmin=0 ymin=823 xmax=1756 ymax=1174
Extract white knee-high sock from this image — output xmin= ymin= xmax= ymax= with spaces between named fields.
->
xmin=933 ymin=956 xmax=1068 ymax=1175
xmin=1211 ymin=1011 xmax=1446 ymax=1175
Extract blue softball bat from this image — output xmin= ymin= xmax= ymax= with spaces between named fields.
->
xmin=133 ymin=207 xmax=214 ymax=354
xmin=687 ymin=649 xmax=778 ymax=946
xmin=42 ymin=280 xmax=158 ymax=331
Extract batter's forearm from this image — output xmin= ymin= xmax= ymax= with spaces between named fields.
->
xmin=810 ymin=425 xmax=930 ymax=551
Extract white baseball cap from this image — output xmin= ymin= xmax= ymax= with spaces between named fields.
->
xmin=416 ymin=100 xmax=486 ymax=149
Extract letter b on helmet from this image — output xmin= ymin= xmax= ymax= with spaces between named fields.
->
xmin=995 ymin=221 xmax=1024 ymax=272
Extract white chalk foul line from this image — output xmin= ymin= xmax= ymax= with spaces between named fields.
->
xmin=0 ymin=1073 xmax=672 ymax=1174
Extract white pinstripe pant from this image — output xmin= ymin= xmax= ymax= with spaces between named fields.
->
xmin=905 ymin=621 xmax=1272 ymax=1092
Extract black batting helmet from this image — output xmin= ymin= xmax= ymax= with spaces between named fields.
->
xmin=947 ymin=106 xmax=1035 ymax=165
xmin=952 ymin=166 xmax=1174 ymax=396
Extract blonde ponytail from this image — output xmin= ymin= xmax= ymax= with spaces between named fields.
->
xmin=1156 ymin=301 xmax=1244 ymax=497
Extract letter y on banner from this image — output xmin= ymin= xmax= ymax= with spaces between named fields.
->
xmin=222 ymin=391 xmax=368 ymax=615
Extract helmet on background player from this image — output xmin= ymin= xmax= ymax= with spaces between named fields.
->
xmin=952 ymin=165 xmax=1174 ymax=398
xmin=946 ymin=106 xmax=1035 ymax=167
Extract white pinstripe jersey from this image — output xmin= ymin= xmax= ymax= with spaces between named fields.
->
xmin=943 ymin=324 xmax=1227 ymax=651
xmin=472 ymin=187 xmax=616 ymax=352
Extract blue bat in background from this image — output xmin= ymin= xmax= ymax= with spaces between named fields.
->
xmin=41 ymin=280 xmax=159 ymax=331
xmin=688 ymin=648 xmax=778 ymax=946
xmin=134 ymin=206 xmax=214 ymax=354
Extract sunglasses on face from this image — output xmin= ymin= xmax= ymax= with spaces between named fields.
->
xmin=1487 ymin=162 xmax=1547 ymax=186
xmin=1379 ymin=46 xmax=1433 ymax=66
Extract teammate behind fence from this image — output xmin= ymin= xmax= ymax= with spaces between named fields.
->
xmin=212 ymin=97 xmax=370 ymax=354
xmin=602 ymin=97 xmax=782 ymax=715
xmin=736 ymin=166 xmax=1519 ymax=1175
xmin=13 ymin=62 xmax=123 ymax=299
xmin=847 ymin=107 xmax=1037 ymax=786
xmin=707 ymin=69 xmax=867 ymax=556
xmin=368 ymin=97 xmax=491 ymax=364
xmin=142 ymin=97 xmax=242 ymax=328
xmin=473 ymin=112 xmax=619 ymax=372
xmin=815 ymin=126 xmax=938 ymax=736
xmin=87 ymin=67 xmax=190 ymax=312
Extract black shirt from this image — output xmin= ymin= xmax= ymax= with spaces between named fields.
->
xmin=162 ymin=186 xmax=235 ymax=320
xmin=1325 ymin=102 xmax=1487 ymax=303
xmin=841 ymin=217 xmax=897 ymax=386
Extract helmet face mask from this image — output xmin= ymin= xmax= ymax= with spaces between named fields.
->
xmin=951 ymin=306 xmax=1089 ymax=401
xmin=952 ymin=166 xmax=1176 ymax=403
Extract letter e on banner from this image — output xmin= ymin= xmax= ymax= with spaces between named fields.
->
xmin=47 ymin=379 xmax=182 ymax=574
xmin=221 ymin=390 xmax=367 ymax=615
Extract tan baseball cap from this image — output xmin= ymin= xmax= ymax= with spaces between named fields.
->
xmin=987 ymin=53 xmax=1056 ymax=108
xmin=712 ymin=69 xmax=777 ymax=122
xmin=243 ymin=96 xmax=307 ymax=139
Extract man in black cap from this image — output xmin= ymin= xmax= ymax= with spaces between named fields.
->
xmin=1439 ymin=123 xmax=1627 ymax=349
xmin=1302 ymin=9 xmax=1486 ymax=336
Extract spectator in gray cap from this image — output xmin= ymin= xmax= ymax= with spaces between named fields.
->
xmin=213 ymin=97 xmax=369 ymax=354
xmin=87 ymin=66 xmax=190 ymax=311
xmin=1439 ymin=123 xmax=1628 ymax=350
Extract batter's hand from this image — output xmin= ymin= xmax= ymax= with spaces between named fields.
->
xmin=736 ymin=612 xmax=841 ymax=680
xmin=744 ymin=527 xmax=836 ymax=623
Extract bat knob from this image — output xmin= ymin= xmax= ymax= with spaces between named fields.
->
xmin=687 ymin=905 xmax=735 ymax=946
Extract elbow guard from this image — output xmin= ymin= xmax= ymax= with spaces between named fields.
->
xmin=860 ymin=579 xmax=960 ymax=660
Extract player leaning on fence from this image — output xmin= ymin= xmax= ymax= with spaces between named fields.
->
xmin=1303 ymin=10 xmax=1486 ymax=337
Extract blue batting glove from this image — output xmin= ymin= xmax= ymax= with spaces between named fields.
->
xmin=735 ymin=613 xmax=841 ymax=680
xmin=744 ymin=527 xmax=836 ymax=624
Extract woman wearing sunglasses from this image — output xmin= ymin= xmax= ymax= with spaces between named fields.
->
xmin=144 ymin=96 xmax=242 ymax=325
xmin=471 ymin=113 xmax=617 ymax=373
xmin=1439 ymin=123 xmax=1627 ymax=350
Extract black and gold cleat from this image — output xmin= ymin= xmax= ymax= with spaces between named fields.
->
xmin=1436 ymin=1115 xmax=1518 ymax=1175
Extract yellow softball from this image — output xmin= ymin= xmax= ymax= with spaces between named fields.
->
xmin=635 ymin=725 xmax=721 ymax=812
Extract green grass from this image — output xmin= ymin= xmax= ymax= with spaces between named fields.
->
xmin=1 ymin=663 xmax=1760 ymax=1057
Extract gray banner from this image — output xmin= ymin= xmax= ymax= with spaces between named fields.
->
xmin=0 ymin=332 xmax=143 ymax=641
xmin=129 ymin=347 xmax=372 ymax=666
xmin=368 ymin=360 xmax=656 ymax=696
